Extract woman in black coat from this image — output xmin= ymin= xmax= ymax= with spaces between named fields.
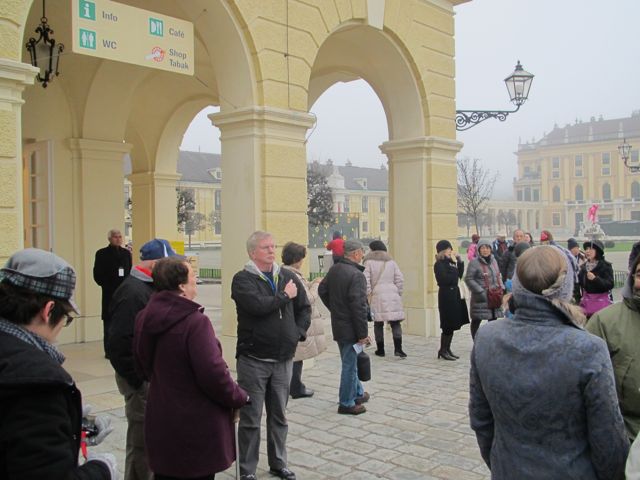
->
xmin=578 ymin=240 xmax=614 ymax=318
xmin=433 ymin=240 xmax=469 ymax=360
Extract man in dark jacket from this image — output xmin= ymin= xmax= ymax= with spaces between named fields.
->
xmin=93 ymin=228 xmax=132 ymax=357
xmin=629 ymin=240 xmax=640 ymax=273
xmin=231 ymin=231 xmax=310 ymax=480
xmin=108 ymin=238 xmax=180 ymax=480
xmin=0 ymin=248 xmax=117 ymax=479
xmin=319 ymin=239 xmax=370 ymax=415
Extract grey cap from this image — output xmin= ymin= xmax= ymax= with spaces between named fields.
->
xmin=344 ymin=240 xmax=364 ymax=255
xmin=0 ymin=248 xmax=79 ymax=313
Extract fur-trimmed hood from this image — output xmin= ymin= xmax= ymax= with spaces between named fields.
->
xmin=363 ymin=250 xmax=392 ymax=262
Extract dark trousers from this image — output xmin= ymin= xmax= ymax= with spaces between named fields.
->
xmin=289 ymin=361 xmax=305 ymax=395
xmin=155 ymin=475 xmax=214 ymax=480
xmin=102 ymin=317 xmax=111 ymax=357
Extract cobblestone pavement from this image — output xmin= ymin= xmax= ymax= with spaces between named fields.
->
xmin=62 ymin=284 xmax=490 ymax=480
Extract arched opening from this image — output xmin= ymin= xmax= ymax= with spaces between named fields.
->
xmin=306 ymin=79 xmax=389 ymax=270
xmin=19 ymin=0 xmax=254 ymax=343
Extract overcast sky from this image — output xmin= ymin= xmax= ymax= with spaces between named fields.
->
xmin=181 ymin=0 xmax=640 ymax=198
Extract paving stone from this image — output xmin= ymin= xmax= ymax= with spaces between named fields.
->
xmin=430 ymin=464 xmax=485 ymax=480
xmin=321 ymin=448 xmax=368 ymax=466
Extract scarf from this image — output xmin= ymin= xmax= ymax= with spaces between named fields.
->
xmin=0 ymin=318 xmax=65 ymax=364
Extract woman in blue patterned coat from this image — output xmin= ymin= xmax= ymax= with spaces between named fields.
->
xmin=469 ymin=245 xmax=629 ymax=479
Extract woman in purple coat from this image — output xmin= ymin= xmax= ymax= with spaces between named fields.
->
xmin=134 ymin=257 xmax=249 ymax=480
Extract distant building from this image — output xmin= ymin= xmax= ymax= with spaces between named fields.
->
xmin=514 ymin=112 xmax=640 ymax=237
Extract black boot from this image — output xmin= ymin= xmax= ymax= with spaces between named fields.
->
xmin=446 ymin=333 xmax=459 ymax=359
xmin=470 ymin=319 xmax=481 ymax=340
xmin=438 ymin=334 xmax=456 ymax=360
xmin=393 ymin=338 xmax=407 ymax=358
xmin=375 ymin=341 xmax=385 ymax=357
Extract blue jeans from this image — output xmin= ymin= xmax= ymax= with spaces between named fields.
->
xmin=337 ymin=341 xmax=364 ymax=407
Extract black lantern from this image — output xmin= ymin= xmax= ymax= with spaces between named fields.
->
xmin=504 ymin=61 xmax=534 ymax=108
xmin=618 ymin=139 xmax=638 ymax=173
xmin=25 ymin=0 xmax=64 ymax=88
xmin=456 ymin=61 xmax=535 ymax=131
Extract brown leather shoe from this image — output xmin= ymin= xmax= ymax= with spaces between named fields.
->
xmin=355 ymin=392 xmax=370 ymax=404
xmin=337 ymin=404 xmax=366 ymax=415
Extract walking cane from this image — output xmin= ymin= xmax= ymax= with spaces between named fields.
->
xmin=234 ymin=410 xmax=240 ymax=480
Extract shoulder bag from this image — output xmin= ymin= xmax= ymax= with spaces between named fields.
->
xmin=480 ymin=262 xmax=503 ymax=310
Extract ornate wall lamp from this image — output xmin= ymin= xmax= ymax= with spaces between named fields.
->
xmin=618 ymin=139 xmax=638 ymax=173
xmin=25 ymin=0 xmax=64 ymax=88
xmin=456 ymin=61 xmax=534 ymax=131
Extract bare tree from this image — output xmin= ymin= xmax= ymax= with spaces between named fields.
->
xmin=457 ymin=157 xmax=498 ymax=235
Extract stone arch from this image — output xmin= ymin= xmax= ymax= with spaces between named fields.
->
xmin=308 ymin=23 xmax=426 ymax=140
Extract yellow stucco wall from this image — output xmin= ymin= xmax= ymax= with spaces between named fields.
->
xmin=1 ymin=0 xmax=462 ymax=340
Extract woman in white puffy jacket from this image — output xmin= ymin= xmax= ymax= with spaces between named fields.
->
xmin=364 ymin=240 xmax=406 ymax=358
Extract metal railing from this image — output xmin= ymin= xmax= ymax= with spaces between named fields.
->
xmin=613 ymin=270 xmax=628 ymax=289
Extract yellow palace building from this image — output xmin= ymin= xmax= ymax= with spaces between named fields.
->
xmin=1 ymin=0 xmax=467 ymax=344
xmin=514 ymin=112 xmax=640 ymax=237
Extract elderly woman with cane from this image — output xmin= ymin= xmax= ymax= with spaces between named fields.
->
xmin=134 ymin=257 xmax=250 ymax=480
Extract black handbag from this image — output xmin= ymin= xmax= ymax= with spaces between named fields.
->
xmin=357 ymin=351 xmax=371 ymax=382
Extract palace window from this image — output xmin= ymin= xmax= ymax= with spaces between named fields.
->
xmin=602 ymin=183 xmax=611 ymax=202
xmin=362 ymin=221 xmax=368 ymax=232
xmin=575 ymin=184 xmax=584 ymax=202
xmin=552 ymin=212 xmax=561 ymax=226
xmin=574 ymin=155 xmax=583 ymax=177
xmin=380 ymin=221 xmax=385 ymax=232
xmin=362 ymin=196 xmax=368 ymax=213
xmin=602 ymin=152 xmax=610 ymax=176
xmin=343 ymin=196 xmax=349 ymax=213
xmin=552 ymin=186 xmax=560 ymax=202
xmin=380 ymin=197 xmax=386 ymax=213
xmin=632 ymin=181 xmax=640 ymax=200
xmin=552 ymin=157 xmax=560 ymax=179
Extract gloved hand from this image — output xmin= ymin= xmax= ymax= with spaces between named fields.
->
xmin=86 ymin=451 xmax=119 ymax=480
xmin=82 ymin=404 xmax=114 ymax=446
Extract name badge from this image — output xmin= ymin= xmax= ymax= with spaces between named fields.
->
xmin=118 ymin=268 xmax=125 ymax=277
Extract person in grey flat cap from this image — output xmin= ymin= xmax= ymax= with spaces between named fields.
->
xmin=319 ymin=239 xmax=371 ymax=415
xmin=0 ymin=248 xmax=118 ymax=479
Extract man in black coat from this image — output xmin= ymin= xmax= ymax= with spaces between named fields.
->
xmin=319 ymin=239 xmax=370 ymax=415
xmin=108 ymin=238 xmax=180 ymax=480
xmin=231 ymin=231 xmax=310 ymax=480
xmin=0 ymin=248 xmax=117 ymax=479
xmin=500 ymin=229 xmax=525 ymax=282
xmin=93 ymin=228 xmax=132 ymax=357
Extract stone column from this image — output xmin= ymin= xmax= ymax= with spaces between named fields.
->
xmin=381 ymin=136 xmax=462 ymax=337
xmin=0 ymin=59 xmax=38 ymax=260
xmin=210 ymin=106 xmax=315 ymax=347
xmin=127 ymin=171 xmax=182 ymax=254
xmin=69 ymin=138 xmax=131 ymax=342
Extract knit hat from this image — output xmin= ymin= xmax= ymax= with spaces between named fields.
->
xmin=567 ymin=238 xmax=579 ymax=250
xmin=140 ymin=239 xmax=181 ymax=261
xmin=514 ymin=242 xmax=531 ymax=258
xmin=436 ymin=240 xmax=453 ymax=253
xmin=512 ymin=245 xmax=576 ymax=303
xmin=0 ymin=248 xmax=79 ymax=314
xmin=344 ymin=239 xmax=364 ymax=255
xmin=477 ymin=239 xmax=493 ymax=252
xmin=583 ymin=240 xmax=605 ymax=258
xmin=369 ymin=240 xmax=387 ymax=252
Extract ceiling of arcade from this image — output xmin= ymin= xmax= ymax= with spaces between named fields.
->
xmin=17 ymin=0 xmax=459 ymax=173
xmin=19 ymin=0 xmax=255 ymax=173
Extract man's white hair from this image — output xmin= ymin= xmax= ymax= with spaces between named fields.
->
xmin=246 ymin=231 xmax=273 ymax=254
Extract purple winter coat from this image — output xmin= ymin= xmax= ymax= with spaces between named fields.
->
xmin=134 ymin=290 xmax=248 ymax=477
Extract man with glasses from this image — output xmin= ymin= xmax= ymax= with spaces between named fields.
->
xmin=231 ymin=231 xmax=310 ymax=480
xmin=587 ymin=254 xmax=640 ymax=442
xmin=0 ymin=248 xmax=117 ymax=479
